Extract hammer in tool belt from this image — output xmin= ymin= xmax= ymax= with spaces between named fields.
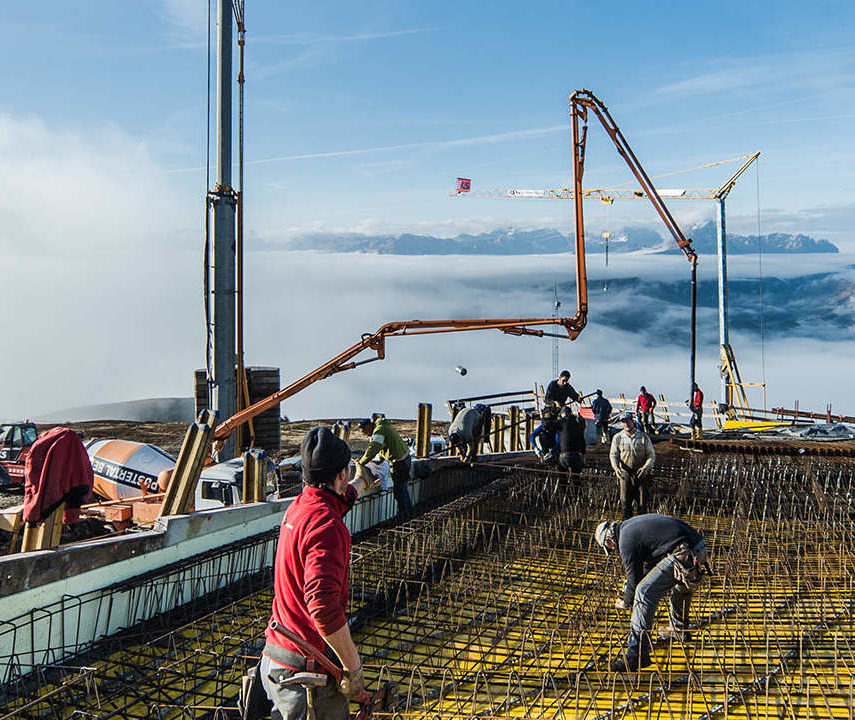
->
xmin=270 ymin=621 xmax=396 ymax=720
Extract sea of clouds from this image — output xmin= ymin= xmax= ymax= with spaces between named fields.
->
xmin=4 ymin=248 xmax=855 ymax=422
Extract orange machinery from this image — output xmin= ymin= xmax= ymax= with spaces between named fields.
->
xmin=210 ymin=89 xmax=700 ymax=452
xmin=204 ymin=90 xmax=698 ymax=447
xmin=568 ymin=89 xmax=699 ymax=398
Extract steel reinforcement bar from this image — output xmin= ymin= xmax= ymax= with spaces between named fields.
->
xmin=1 ymin=454 xmax=854 ymax=718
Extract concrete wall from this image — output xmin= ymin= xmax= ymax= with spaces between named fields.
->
xmin=0 ymin=454 xmax=521 ymax=678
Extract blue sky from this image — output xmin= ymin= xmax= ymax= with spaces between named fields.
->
xmin=2 ymin=1 xmax=855 ymax=419
xmin=3 ymin=0 xmax=854 ymax=249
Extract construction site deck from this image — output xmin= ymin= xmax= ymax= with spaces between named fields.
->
xmin=1 ymin=434 xmax=854 ymax=719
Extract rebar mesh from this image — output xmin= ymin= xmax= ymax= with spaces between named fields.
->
xmin=2 ymin=453 xmax=854 ymax=719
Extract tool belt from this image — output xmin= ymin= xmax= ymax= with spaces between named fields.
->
xmin=671 ymin=542 xmax=709 ymax=589
xmin=239 ymin=659 xmax=271 ymax=720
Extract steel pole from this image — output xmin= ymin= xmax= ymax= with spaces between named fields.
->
xmin=715 ymin=198 xmax=729 ymax=403
xmin=211 ymin=0 xmax=236 ymax=458
xmin=690 ymin=258 xmax=698 ymax=412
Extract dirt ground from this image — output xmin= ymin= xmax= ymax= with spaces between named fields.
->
xmin=0 ymin=419 xmax=683 ymax=507
xmin=32 ymin=418 xmax=448 ymax=463
xmin=34 ymin=417 xmax=685 ymax=463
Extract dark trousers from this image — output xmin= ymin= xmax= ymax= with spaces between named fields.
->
xmin=690 ymin=410 xmax=702 ymax=427
xmin=638 ymin=410 xmax=654 ymax=434
xmin=596 ymin=421 xmax=610 ymax=443
xmin=558 ymin=451 xmax=584 ymax=474
xmin=391 ymin=455 xmax=413 ymax=519
xmin=619 ymin=471 xmax=648 ymax=520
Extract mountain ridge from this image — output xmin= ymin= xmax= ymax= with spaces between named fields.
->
xmin=274 ymin=221 xmax=838 ymax=255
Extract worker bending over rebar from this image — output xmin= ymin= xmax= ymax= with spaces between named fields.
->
xmin=358 ymin=415 xmax=413 ymax=520
xmin=594 ymin=514 xmax=711 ymax=672
xmin=448 ymin=402 xmax=491 ymax=464
xmin=530 ymin=408 xmax=561 ymax=464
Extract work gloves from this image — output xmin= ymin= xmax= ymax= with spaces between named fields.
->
xmin=354 ymin=462 xmax=381 ymax=492
xmin=614 ymin=598 xmax=630 ymax=611
xmin=339 ymin=664 xmax=365 ymax=701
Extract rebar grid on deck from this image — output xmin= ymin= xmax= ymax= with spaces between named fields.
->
xmin=2 ymin=454 xmax=855 ymax=719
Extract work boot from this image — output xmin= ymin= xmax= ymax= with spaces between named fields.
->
xmin=609 ymin=653 xmax=652 ymax=673
xmin=658 ymin=625 xmax=692 ymax=643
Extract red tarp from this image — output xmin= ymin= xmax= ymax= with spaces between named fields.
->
xmin=23 ymin=427 xmax=94 ymax=525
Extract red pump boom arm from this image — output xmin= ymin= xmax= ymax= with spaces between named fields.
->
xmin=214 ymin=90 xmax=698 ymax=447
xmin=213 ymin=314 xmax=584 ymax=442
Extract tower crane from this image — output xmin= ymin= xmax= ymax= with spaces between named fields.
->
xmin=454 ymin=147 xmax=763 ymax=416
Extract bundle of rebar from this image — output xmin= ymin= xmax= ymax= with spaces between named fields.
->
xmin=2 ymin=453 xmax=854 ymax=719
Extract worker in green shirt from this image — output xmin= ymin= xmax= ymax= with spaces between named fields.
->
xmin=358 ymin=416 xmax=413 ymax=520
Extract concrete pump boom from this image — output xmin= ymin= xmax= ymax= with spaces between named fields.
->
xmin=214 ymin=90 xmax=700 ymax=450
xmin=212 ymin=314 xmax=585 ymax=444
xmin=569 ymin=89 xmax=699 ymax=397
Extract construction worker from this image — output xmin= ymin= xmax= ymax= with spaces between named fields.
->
xmin=557 ymin=405 xmax=586 ymax=477
xmin=530 ymin=409 xmax=560 ymax=464
xmin=448 ymin=403 xmax=491 ymax=464
xmin=635 ymin=386 xmax=657 ymax=434
xmin=610 ymin=412 xmax=655 ymax=520
xmin=261 ymin=427 xmax=374 ymax=718
xmin=544 ymin=370 xmax=580 ymax=409
xmin=591 ymin=389 xmax=613 ymax=444
xmin=594 ymin=514 xmax=710 ymax=672
xmin=688 ymin=383 xmax=704 ymax=439
xmin=358 ymin=416 xmax=413 ymax=520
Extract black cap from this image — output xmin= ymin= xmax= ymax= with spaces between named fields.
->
xmin=559 ymin=370 xmax=571 ymax=379
xmin=301 ymin=427 xmax=351 ymax=487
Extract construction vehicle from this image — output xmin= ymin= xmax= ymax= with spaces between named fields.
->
xmin=0 ymin=422 xmax=38 ymax=486
xmin=200 ymin=89 xmax=701 ymax=457
xmin=141 ymin=89 xmax=705 ymax=519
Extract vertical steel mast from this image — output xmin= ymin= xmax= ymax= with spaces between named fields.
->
xmin=713 ymin=151 xmax=760 ymax=403
xmin=210 ymin=0 xmax=236 ymax=458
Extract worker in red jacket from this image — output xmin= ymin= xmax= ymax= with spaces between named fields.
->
xmin=635 ymin=386 xmax=657 ymax=434
xmin=688 ymin=383 xmax=704 ymax=439
xmin=261 ymin=426 xmax=374 ymax=719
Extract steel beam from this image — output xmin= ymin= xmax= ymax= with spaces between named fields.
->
xmin=211 ymin=0 xmax=236 ymax=458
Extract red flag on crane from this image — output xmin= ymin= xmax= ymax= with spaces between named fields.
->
xmin=456 ymin=177 xmax=471 ymax=193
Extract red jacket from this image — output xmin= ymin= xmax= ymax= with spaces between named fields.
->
xmin=636 ymin=392 xmax=656 ymax=412
xmin=23 ymin=427 xmax=93 ymax=524
xmin=265 ymin=484 xmax=357 ymax=658
xmin=691 ymin=389 xmax=704 ymax=411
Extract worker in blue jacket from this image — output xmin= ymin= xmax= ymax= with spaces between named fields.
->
xmin=591 ymin=389 xmax=613 ymax=444
xmin=531 ymin=411 xmax=560 ymax=463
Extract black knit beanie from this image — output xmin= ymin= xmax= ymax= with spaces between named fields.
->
xmin=301 ymin=426 xmax=351 ymax=487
